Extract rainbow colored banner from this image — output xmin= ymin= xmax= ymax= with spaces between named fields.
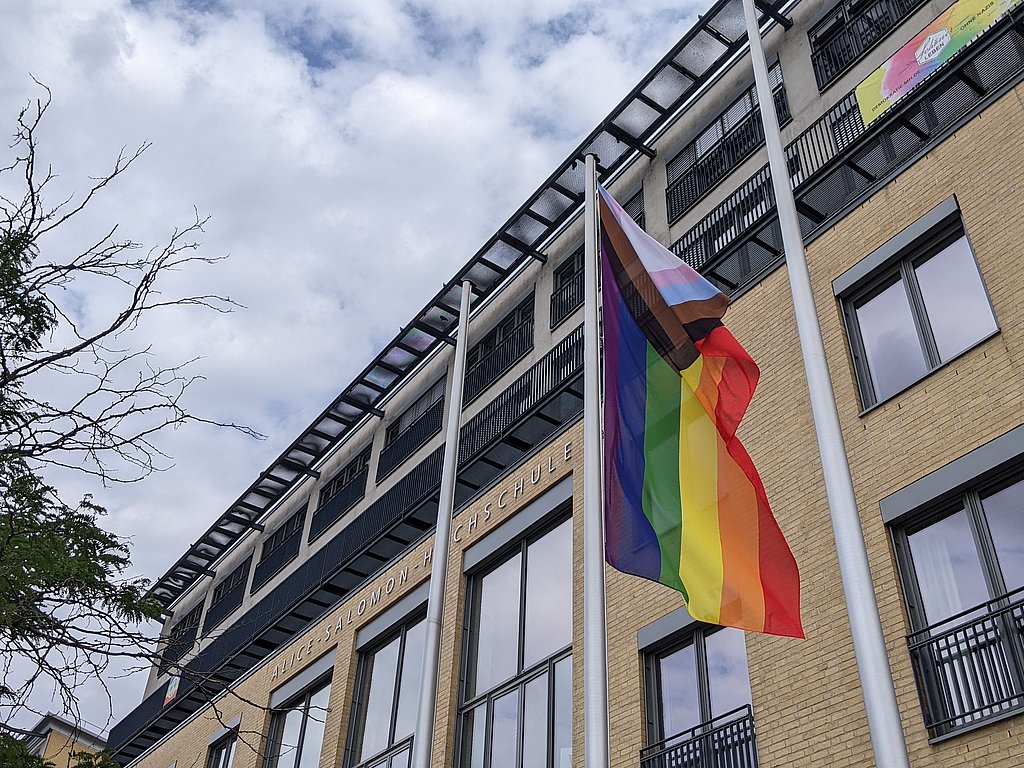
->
xmin=856 ymin=0 xmax=1023 ymax=125
xmin=599 ymin=185 xmax=802 ymax=638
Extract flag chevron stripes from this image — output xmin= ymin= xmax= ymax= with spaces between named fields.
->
xmin=599 ymin=184 xmax=803 ymax=638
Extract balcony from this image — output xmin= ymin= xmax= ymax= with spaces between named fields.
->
xmin=675 ymin=7 xmax=1024 ymax=294
xmin=908 ymin=589 xmax=1024 ymax=739
xmin=377 ymin=398 xmax=444 ymax=482
xmin=667 ymin=89 xmax=790 ymax=223
xmin=810 ymin=0 xmax=929 ymax=89
xmin=640 ymin=706 xmax=758 ymax=768
xmin=463 ymin=319 xmax=534 ymax=405
xmin=550 ymin=272 xmax=584 ymax=329
xmin=308 ymin=466 xmax=369 ymax=542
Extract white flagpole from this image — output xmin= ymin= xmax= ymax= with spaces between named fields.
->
xmin=740 ymin=2 xmax=911 ymax=766
xmin=411 ymin=279 xmax=473 ymax=768
xmin=583 ymin=153 xmax=611 ymax=768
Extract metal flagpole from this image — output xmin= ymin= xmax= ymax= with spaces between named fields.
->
xmin=411 ymin=279 xmax=473 ymax=768
xmin=740 ymin=2 xmax=911 ymax=766
xmin=583 ymin=153 xmax=611 ymax=768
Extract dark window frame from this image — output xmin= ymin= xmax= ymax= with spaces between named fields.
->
xmin=261 ymin=508 xmax=306 ymax=560
xmin=206 ymin=730 xmax=238 ymax=768
xmin=836 ymin=206 xmax=998 ymax=410
xmin=345 ymin=610 xmax=427 ymax=768
xmin=642 ymin=624 xmax=753 ymax=745
xmin=160 ymin=602 xmax=203 ymax=673
xmin=890 ymin=463 xmax=1024 ymax=739
xmin=263 ymin=674 xmax=333 ymax=768
xmin=210 ymin=557 xmax=251 ymax=608
xmin=456 ymin=512 xmax=573 ymax=768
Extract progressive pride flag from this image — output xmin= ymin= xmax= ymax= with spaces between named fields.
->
xmin=599 ymin=184 xmax=802 ymax=638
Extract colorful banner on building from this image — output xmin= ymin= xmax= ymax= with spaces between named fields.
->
xmin=856 ymin=0 xmax=1022 ymax=125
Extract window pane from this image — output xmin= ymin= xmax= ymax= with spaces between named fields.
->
xmin=522 ymin=674 xmax=548 ymax=768
xmin=553 ymin=657 xmax=573 ymax=768
xmin=658 ymin=642 xmax=700 ymax=737
xmin=915 ymin=237 xmax=997 ymax=362
xmin=907 ymin=509 xmax=990 ymax=625
xmin=270 ymin=708 xmax=304 ymax=768
xmin=297 ymin=683 xmax=332 ymax=768
xmin=461 ymin=704 xmax=487 ymax=768
xmin=524 ymin=520 xmax=573 ymax=668
xmin=704 ymin=628 xmax=752 ymax=718
xmin=360 ymin=636 xmax=401 ymax=761
xmin=473 ymin=553 xmax=522 ymax=696
xmin=389 ymin=748 xmax=411 ymax=768
xmin=490 ymin=690 xmax=519 ymax=768
xmin=855 ymin=278 xmax=928 ymax=402
xmin=394 ymin=619 xmax=427 ymax=742
xmin=982 ymin=479 xmax=1024 ymax=593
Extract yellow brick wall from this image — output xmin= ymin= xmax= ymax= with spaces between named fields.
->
xmin=132 ymin=85 xmax=1024 ymax=768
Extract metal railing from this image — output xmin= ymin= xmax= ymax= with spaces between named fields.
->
xmin=667 ymin=89 xmax=790 ymax=222
xmin=376 ymin=398 xmax=445 ymax=482
xmin=308 ymin=466 xmax=369 ymax=541
xmin=250 ymin=527 xmax=303 ymax=593
xmin=908 ymin=588 xmax=1024 ymax=738
xmin=640 ymin=706 xmax=758 ymax=768
xmin=202 ymin=556 xmax=253 ymax=634
xmin=810 ymin=0 xmax=929 ymax=89
xmin=463 ymin=319 xmax=535 ymax=405
xmin=550 ymin=272 xmax=584 ymax=329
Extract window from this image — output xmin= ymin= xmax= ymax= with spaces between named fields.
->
xmin=463 ymin=293 xmax=536 ymax=403
xmin=643 ymin=626 xmax=756 ymax=767
xmin=265 ymin=678 xmax=332 ymax=768
xmin=211 ymin=559 xmax=250 ymax=608
xmin=894 ymin=471 xmax=1024 ymax=736
xmin=384 ymin=379 xmax=446 ymax=448
xmin=319 ymin=447 xmax=371 ymax=509
xmin=348 ymin=614 xmax=427 ymax=767
xmin=459 ymin=518 xmax=573 ymax=768
xmin=207 ymin=733 xmax=237 ymax=768
xmin=836 ymin=203 xmax=997 ymax=408
xmin=263 ymin=510 xmax=305 ymax=558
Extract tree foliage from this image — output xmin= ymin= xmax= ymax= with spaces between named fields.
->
xmin=0 ymin=86 xmax=261 ymax=728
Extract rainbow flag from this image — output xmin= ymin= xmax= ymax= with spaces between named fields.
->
xmin=600 ymin=185 xmax=802 ymax=638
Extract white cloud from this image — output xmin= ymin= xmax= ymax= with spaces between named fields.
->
xmin=0 ymin=0 xmax=703 ymax=732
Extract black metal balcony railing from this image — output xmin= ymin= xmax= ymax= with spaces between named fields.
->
xmin=463 ymin=319 xmax=535 ymax=405
xmin=640 ymin=706 xmax=758 ymax=768
xmin=675 ymin=8 xmax=1024 ymax=294
xmin=908 ymin=589 xmax=1024 ymax=738
xmin=376 ymin=398 xmax=444 ymax=482
xmin=308 ymin=466 xmax=369 ymax=542
xmin=667 ymin=89 xmax=791 ymax=223
xmin=158 ymin=623 xmax=199 ymax=676
xmin=202 ymin=556 xmax=253 ymax=634
xmin=250 ymin=528 xmax=302 ymax=593
xmin=550 ymin=272 xmax=584 ymax=329
xmin=810 ymin=0 xmax=930 ymax=89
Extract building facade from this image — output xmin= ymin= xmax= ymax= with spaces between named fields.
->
xmin=108 ymin=0 xmax=1024 ymax=765
xmin=22 ymin=714 xmax=105 ymax=767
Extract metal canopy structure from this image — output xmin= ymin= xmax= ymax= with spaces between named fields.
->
xmin=148 ymin=0 xmax=793 ymax=610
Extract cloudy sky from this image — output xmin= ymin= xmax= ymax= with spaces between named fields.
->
xmin=1 ymin=0 xmax=704 ymax=735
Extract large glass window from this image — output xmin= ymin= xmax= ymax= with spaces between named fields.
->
xmin=459 ymin=517 xmax=573 ymax=768
xmin=206 ymin=732 xmax=237 ymax=768
xmin=896 ymin=473 xmax=1024 ymax=736
xmin=264 ymin=678 xmax=332 ymax=768
xmin=643 ymin=625 xmax=755 ymax=768
xmin=841 ymin=214 xmax=997 ymax=408
xmin=349 ymin=615 xmax=427 ymax=768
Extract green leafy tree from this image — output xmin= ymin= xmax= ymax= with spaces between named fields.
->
xmin=0 ymin=87 xmax=260 ymax=731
